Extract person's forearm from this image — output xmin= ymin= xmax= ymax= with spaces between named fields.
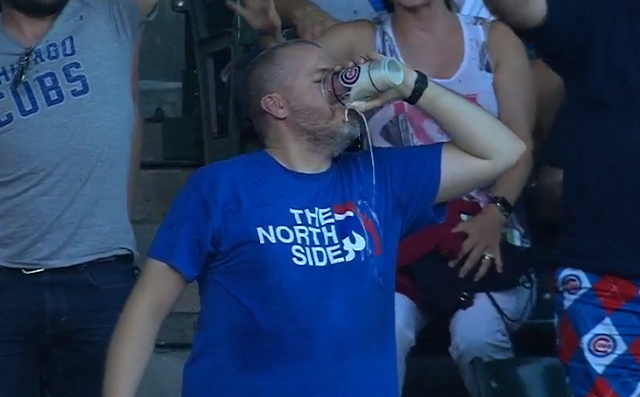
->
xmin=103 ymin=293 xmax=165 ymax=397
xmin=274 ymin=0 xmax=320 ymax=27
xmin=401 ymin=74 xmax=525 ymax=163
xmin=104 ymin=260 xmax=188 ymax=397
xmin=491 ymin=151 xmax=533 ymax=204
xmin=263 ymin=30 xmax=285 ymax=46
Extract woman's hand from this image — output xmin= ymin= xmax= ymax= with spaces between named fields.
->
xmin=226 ymin=0 xmax=282 ymax=34
xmin=451 ymin=205 xmax=506 ymax=282
xmin=293 ymin=6 xmax=338 ymax=41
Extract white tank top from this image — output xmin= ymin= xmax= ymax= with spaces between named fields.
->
xmin=368 ymin=13 xmax=497 ymax=205
xmin=455 ymin=0 xmax=494 ymax=19
xmin=368 ymin=14 xmax=530 ymax=247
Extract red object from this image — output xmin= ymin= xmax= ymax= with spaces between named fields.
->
xmin=395 ymin=198 xmax=482 ymax=302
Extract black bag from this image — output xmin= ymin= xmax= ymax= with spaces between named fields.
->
xmin=408 ymin=241 xmax=532 ymax=320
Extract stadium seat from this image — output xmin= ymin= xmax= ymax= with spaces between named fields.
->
xmin=471 ymin=357 xmax=571 ymax=397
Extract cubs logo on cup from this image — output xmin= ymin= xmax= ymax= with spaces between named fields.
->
xmin=338 ymin=67 xmax=361 ymax=87
xmin=561 ymin=274 xmax=581 ymax=295
xmin=588 ymin=334 xmax=616 ymax=357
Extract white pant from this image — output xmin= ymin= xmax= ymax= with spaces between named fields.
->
xmin=395 ymin=281 xmax=535 ymax=396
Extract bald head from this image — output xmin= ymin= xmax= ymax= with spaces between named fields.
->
xmin=245 ymin=40 xmax=321 ymax=123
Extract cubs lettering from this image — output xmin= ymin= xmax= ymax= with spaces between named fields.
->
xmin=0 ymin=35 xmax=91 ymax=129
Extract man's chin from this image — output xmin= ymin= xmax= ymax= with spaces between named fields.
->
xmin=343 ymin=118 xmax=362 ymax=140
xmin=330 ymin=125 xmax=361 ymax=156
xmin=6 ymin=0 xmax=69 ymax=17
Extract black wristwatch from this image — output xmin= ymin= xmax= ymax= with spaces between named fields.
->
xmin=404 ymin=70 xmax=429 ymax=105
xmin=487 ymin=195 xmax=514 ymax=220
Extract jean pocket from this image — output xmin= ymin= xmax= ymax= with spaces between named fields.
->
xmin=83 ymin=256 xmax=139 ymax=289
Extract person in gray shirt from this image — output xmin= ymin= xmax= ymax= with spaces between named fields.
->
xmin=0 ymin=0 xmax=156 ymax=395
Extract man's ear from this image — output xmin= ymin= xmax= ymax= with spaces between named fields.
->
xmin=261 ymin=93 xmax=288 ymax=120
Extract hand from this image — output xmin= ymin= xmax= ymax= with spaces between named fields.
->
xmin=346 ymin=52 xmax=417 ymax=112
xmin=293 ymin=6 xmax=338 ymax=41
xmin=450 ymin=205 xmax=506 ymax=282
xmin=226 ymin=0 xmax=281 ymax=34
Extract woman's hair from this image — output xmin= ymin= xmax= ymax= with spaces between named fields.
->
xmin=382 ymin=0 xmax=455 ymax=13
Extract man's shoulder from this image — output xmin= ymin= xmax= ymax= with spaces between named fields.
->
xmin=336 ymin=145 xmax=444 ymax=171
xmin=190 ymin=151 xmax=267 ymax=189
xmin=48 ymin=0 xmax=134 ymax=29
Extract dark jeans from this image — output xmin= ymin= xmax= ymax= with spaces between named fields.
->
xmin=0 ymin=255 xmax=138 ymax=397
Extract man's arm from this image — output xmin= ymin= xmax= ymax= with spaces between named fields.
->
xmin=486 ymin=22 xmax=535 ymax=206
xmin=315 ymin=20 xmax=376 ymax=63
xmin=103 ymin=260 xmax=187 ymax=397
xmin=259 ymin=19 xmax=375 ymax=63
xmin=402 ymin=76 xmax=526 ymax=204
xmin=374 ymin=64 xmax=525 ymax=235
xmin=128 ymin=31 xmax=144 ymax=218
xmin=135 ymin=0 xmax=159 ymax=19
xmin=273 ymin=0 xmax=335 ymax=29
xmin=104 ymin=172 xmax=217 ymax=397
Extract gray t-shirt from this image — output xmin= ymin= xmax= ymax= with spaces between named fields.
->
xmin=0 ymin=0 xmax=140 ymax=269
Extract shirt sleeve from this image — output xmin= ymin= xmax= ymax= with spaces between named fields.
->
xmin=147 ymin=171 xmax=217 ymax=283
xmin=376 ymin=144 xmax=448 ymax=237
xmin=521 ymin=0 xmax=595 ymax=78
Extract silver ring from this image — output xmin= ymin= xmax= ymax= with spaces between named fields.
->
xmin=481 ymin=253 xmax=495 ymax=261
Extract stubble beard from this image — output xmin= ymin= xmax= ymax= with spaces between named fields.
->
xmin=292 ymin=106 xmax=361 ymax=157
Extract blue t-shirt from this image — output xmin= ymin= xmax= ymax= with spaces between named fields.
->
xmin=525 ymin=0 xmax=640 ymax=278
xmin=148 ymin=145 xmax=445 ymax=397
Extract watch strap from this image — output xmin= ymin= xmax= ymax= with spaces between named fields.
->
xmin=404 ymin=70 xmax=429 ymax=105
xmin=488 ymin=195 xmax=514 ymax=219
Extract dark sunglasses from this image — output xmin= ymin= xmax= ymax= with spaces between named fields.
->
xmin=12 ymin=47 xmax=34 ymax=88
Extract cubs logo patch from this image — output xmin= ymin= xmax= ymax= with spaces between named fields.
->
xmin=588 ymin=334 xmax=616 ymax=357
xmin=338 ymin=67 xmax=361 ymax=87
